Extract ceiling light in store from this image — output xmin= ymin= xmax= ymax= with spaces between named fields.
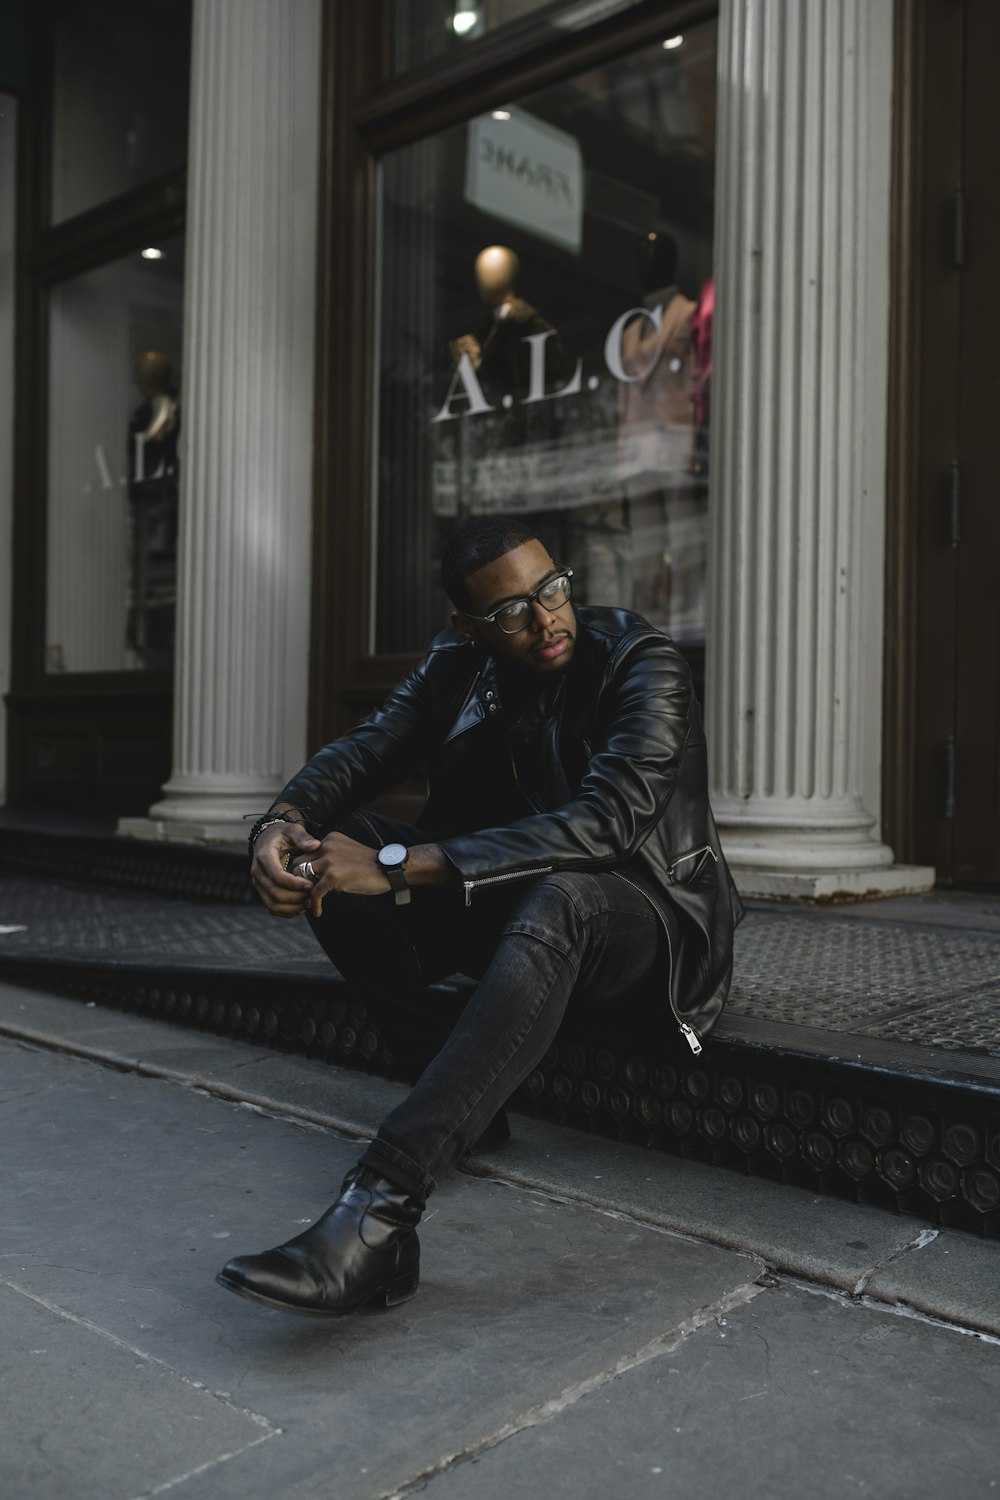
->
xmin=491 ymin=109 xmax=511 ymax=121
xmin=452 ymin=9 xmax=479 ymax=34
xmin=662 ymin=35 xmax=684 ymax=50
xmin=140 ymin=247 xmax=164 ymax=260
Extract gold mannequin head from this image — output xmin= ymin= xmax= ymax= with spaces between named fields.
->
xmin=474 ymin=245 xmax=519 ymax=306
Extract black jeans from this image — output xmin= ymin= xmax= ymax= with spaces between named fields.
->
xmin=307 ymin=813 xmax=667 ymax=1203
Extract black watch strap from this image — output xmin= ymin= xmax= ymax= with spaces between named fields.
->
xmin=385 ymin=866 xmax=411 ymax=906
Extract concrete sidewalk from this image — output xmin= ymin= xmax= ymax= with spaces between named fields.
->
xmin=4 ymin=981 xmax=1000 ymax=1499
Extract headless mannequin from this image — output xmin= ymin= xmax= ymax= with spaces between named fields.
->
xmin=132 ymin=352 xmax=179 ymax=456
xmin=617 ymin=232 xmax=702 ymax=636
xmin=127 ymin=351 xmax=180 ymax=667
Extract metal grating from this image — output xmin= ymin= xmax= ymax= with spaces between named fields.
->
xmin=0 ymin=875 xmax=321 ymax=966
xmin=730 ymin=913 xmax=1000 ymax=1055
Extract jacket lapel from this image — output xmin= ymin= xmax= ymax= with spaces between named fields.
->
xmin=442 ymin=656 xmax=497 ymax=744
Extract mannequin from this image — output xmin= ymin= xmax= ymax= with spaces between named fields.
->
xmin=448 ymin=244 xmax=569 ymax=404
xmin=617 ymin=232 xmax=702 ymax=637
xmin=127 ymin=350 xmax=180 ymax=669
xmin=439 ymin=245 xmax=572 ymax=547
xmin=130 ymin=350 xmax=180 ymax=481
xmin=619 ymin=232 xmax=695 ymax=473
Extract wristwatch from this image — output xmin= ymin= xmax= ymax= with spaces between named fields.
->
xmin=377 ymin=842 xmax=411 ymax=905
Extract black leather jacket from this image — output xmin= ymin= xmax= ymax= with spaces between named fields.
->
xmin=279 ymin=606 xmax=743 ymax=1051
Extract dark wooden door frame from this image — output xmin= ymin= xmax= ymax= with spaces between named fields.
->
xmin=882 ymin=0 xmax=963 ymax=877
xmin=882 ymin=0 xmax=927 ymax=868
xmin=308 ymin=0 xmax=717 ymax=749
xmin=885 ymin=0 xmax=1000 ymax=885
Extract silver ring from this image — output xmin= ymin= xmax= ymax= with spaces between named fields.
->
xmin=299 ymin=860 xmax=316 ymax=881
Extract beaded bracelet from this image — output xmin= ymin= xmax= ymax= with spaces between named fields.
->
xmin=246 ymin=808 xmax=318 ymax=863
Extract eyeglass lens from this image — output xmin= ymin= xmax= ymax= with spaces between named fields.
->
xmin=495 ymin=574 xmax=571 ymax=633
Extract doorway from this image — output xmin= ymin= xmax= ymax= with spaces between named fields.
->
xmin=910 ymin=0 xmax=1000 ymax=885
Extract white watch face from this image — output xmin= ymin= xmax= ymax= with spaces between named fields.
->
xmin=379 ymin=842 xmax=408 ymax=868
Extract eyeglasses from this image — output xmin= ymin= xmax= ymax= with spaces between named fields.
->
xmin=467 ymin=569 xmax=574 ymax=635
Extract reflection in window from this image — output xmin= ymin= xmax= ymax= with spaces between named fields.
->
xmin=373 ymin=24 xmax=716 ymax=655
xmin=46 ymin=238 xmax=183 ymax=674
xmin=50 ymin=0 xmax=191 ymax=224
xmin=390 ymin=0 xmax=613 ymax=72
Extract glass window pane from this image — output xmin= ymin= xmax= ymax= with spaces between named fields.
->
xmin=389 ymin=0 xmax=634 ymax=74
xmin=50 ymin=0 xmax=191 ymax=223
xmin=45 ymin=237 xmax=183 ymax=674
xmin=372 ymin=23 xmax=716 ymax=655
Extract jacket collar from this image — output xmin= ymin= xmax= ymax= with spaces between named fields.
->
xmin=442 ymin=646 xmax=570 ymax=745
xmin=442 ymin=652 xmax=496 ymax=745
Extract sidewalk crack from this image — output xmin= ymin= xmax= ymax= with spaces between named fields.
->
xmin=0 ymin=1271 xmax=282 ymax=1446
xmin=374 ymin=1277 xmax=769 ymax=1500
xmin=851 ymin=1226 xmax=940 ymax=1298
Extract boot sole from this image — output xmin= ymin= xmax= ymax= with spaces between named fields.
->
xmin=214 ymin=1269 xmax=420 ymax=1318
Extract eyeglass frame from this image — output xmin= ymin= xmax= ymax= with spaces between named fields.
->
xmin=462 ymin=568 xmax=575 ymax=635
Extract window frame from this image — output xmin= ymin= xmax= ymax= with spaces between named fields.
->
xmin=8 ymin=3 xmax=187 ymax=810
xmin=310 ymin=0 xmax=716 ymax=746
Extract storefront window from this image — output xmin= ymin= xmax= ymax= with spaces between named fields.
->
xmin=390 ymin=0 xmax=634 ymax=73
xmin=372 ymin=22 xmax=716 ymax=656
xmin=50 ymin=0 xmax=191 ymax=224
xmin=45 ymin=236 xmax=183 ymax=674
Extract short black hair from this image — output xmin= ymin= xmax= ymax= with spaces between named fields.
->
xmin=441 ymin=516 xmax=541 ymax=610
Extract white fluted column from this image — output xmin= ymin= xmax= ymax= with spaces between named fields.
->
xmin=706 ymin=0 xmax=932 ymax=898
xmin=121 ymin=0 xmax=321 ymax=842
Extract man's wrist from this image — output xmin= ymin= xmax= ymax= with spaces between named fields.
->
xmin=404 ymin=843 xmax=455 ymax=887
xmin=246 ymin=804 xmax=312 ymax=861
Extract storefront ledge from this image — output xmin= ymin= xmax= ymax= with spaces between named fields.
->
xmin=732 ymin=864 xmax=936 ymax=903
xmin=116 ymin=815 xmax=245 ymax=848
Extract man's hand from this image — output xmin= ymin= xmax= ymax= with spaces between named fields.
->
xmin=295 ymin=831 xmax=391 ymax=918
xmin=291 ymin=833 xmax=457 ymax=918
xmin=251 ymin=822 xmax=322 ymax=917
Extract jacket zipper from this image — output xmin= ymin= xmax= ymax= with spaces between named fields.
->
xmin=463 ymin=866 xmax=555 ymax=907
xmin=609 ymin=870 xmax=703 ymax=1055
xmin=667 ymin=844 xmax=718 ymax=882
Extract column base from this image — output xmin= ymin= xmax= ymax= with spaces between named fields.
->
xmin=119 ymin=772 xmax=282 ymax=845
xmin=117 ymin=815 xmax=247 ymax=847
xmin=732 ymin=863 xmax=936 ymax=902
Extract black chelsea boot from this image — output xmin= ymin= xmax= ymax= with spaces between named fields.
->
xmin=216 ymin=1166 xmax=423 ymax=1317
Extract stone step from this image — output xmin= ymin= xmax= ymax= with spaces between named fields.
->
xmin=3 ymin=947 xmax=998 ymax=1240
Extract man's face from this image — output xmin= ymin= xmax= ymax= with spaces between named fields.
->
xmin=454 ymin=540 xmax=577 ymax=675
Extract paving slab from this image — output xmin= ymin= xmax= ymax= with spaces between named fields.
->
xmin=2 ymin=1037 xmax=761 ymax=1500
xmin=413 ymin=1282 xmax=1000 ymax=1500
xmin=865 ymin=1229 xmax=1000 ymax=1336
xmin=0 ymin=1282 xmax=275 ymax=1500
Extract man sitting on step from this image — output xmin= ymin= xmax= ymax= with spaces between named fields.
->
xmin=217 ymin=515 xmax=742 ymax=1318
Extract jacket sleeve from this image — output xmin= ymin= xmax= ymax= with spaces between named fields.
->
xmin=275 ymin=649 xmax=445 ymax=831
xmin=438 ymin=632 xmax=695 ymax=886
